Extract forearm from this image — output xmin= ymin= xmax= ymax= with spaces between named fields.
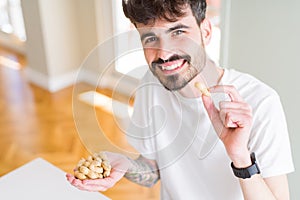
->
xmin=232 ymin=153 xmax=289 ymax=200
xmin=124 ymin=155 xmax=160 ymax=187
xmin=239 ymin=174 xmax=277 ymax=200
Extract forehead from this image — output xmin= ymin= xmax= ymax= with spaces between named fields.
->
xmin=135 ymin=6 xmax=197 ymax=33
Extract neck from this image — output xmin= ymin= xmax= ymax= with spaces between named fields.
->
xmin=178 ymin=59 xmax=224 ymax=98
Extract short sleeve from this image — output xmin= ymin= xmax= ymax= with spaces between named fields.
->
xmin=249 ymin=93 xmax=294 ymax=178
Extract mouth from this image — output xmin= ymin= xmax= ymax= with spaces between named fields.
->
xmin=158 ymin=59 xmax=187 ymax=75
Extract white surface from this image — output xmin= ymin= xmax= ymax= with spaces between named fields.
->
xmin=0 ymin=158 xmax=110 ymax=200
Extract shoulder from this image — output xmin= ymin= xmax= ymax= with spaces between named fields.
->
xmin=224 ymin=68 xmax=279 ymax=105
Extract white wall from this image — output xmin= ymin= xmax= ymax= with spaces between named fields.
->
xmin=76 ymin=0 xmax=98 ymax=59
xmin=221 ymin=0 xmax=300 ymax=198
xmin=22 ymin=0 xmax=83 ymax=91
xmin=38 ymin=0 xmax=82 ymax=76
xmin=22 ymin=0 xmax=48 ymax=75
xmin=21 ymin=0 xmax=113 ymax=92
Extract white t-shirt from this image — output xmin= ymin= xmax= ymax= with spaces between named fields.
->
xmin=127 ymin=68 xmax=294 ymax=200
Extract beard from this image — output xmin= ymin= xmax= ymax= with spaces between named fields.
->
xmin=150 ymin=54 xmax=205 ymax=91
xmin=150 ymin=65 xmax=199 ymax=91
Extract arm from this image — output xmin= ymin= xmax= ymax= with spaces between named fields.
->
xmin=239 ymin=174 xmax=290 ymax=200
xmin=124 ymin=155 xmax=160 ymax=187
xmin=201 ymin=85 xmax=290 ymax=200
xmin=233 ymin=152 xmax=289 ymax=199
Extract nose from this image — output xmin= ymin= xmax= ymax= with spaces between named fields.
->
xmin=156 ymin=40 xmax=174 ymax=61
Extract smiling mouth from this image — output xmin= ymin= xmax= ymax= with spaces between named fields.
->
xmin=159 ymin=59 xmax=187 ymax=74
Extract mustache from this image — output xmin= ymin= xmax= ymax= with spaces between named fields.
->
xmin=151 ymin=54 xmax=191 ymax=68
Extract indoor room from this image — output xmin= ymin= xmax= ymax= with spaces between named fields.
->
xmin=0 ymin=0 xmax=299 ymax=199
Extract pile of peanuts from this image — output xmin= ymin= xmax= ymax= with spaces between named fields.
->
xmin=74 ymin=152 xmax=112 ymax=180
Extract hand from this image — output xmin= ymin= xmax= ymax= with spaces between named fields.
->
xmin=66 ymin=152 xmax=131 ymax=192
xmin=201 ymin=85 xmax=253 ymax=167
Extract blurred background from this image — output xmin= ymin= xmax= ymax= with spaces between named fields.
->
xmin=0 ymin=0 xmax=299 ymax=199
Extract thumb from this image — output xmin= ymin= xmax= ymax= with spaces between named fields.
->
xmin=202 ymin=94 xmax=223 ymax=133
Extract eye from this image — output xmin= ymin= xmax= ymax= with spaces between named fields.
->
xmin=172 ymin=29 xmax=184 ymax=36
xmin=144 ymin=36 xmax=158 ymax=45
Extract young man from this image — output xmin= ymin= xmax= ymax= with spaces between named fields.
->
xmin=67 ymin=0 xmax=294 ymax=199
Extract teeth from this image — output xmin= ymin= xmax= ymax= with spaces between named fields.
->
xmin=161 ymin=63 xmax=181 ymax=71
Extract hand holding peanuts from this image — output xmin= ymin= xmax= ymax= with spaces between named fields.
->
xmin=198 ymin=84 xmax=253 ymax=167
xmin=66 ymin=152 xmax=131 ymax=192
xmin=74 ymin=152 xmax=112 ymax=180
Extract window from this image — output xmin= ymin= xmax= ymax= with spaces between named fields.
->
xmin=112 ymin=0 xmax=222 ymax=80
xmin=112 ymin=0 xmax=148 ymax=80
xmin=206 ymin=0 xmax=222 ymax=65
xmin=0 ymin=0 xmax=26 ymax=41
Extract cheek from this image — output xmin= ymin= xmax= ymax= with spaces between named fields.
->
xmin=175 ymin=37 xmax=202 ymax=54
xmin=143 ymin=48 xmax=156 ymax=65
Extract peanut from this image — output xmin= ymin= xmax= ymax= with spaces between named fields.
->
xmin=103 ymin=170 xmax=110 ymax=178
xmin=74 ymin=171 xmax=87 ymax=180
xmin=194 ymin=82 xmax=211 ymax=96
xmin=79 ymin=166 xmax=89 ymax=175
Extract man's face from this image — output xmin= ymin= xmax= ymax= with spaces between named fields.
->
xmin=136 ymin=7 xmax=207 ymax=91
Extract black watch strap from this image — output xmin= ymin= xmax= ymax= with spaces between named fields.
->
xmin=231 ymin=152 xmax=260 ymax=179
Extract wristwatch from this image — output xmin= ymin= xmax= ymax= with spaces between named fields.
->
xmin=231 ymin=152 xmax=260 ymax=179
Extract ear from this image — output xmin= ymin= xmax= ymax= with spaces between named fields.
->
xmin=200 ymin=19 xmax=212 ymax=45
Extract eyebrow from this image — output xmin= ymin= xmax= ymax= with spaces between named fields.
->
xmin=140 ymin=24 xmax=190 ymax=41
xmin=165 ymin=24 xmax=190 ymax=34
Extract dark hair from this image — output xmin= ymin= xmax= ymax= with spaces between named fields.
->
xmin=122 ymin=0 xmax=207 ymax=26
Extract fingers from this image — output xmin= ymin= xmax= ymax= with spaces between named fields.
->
xmin=83 ymin=169 xmax=123 ymax=187
xmin=66 ymin=173 xmax=112 ymax=192
xmin=220 ymin=109 xmax=252 ymax=128
xmin=209 ymin=85 xmax=244 ymax=102
xmin=66 ymin=164 xmax=125 ymax=192
xmin=201 ymin=85 xmax=252 ymax=129
xmin=66 ymin=173 xmax=75 ymax=183
xmin=202 ymin=94 xmax=219 ymax=122
xmin=202 ymin=95 xmax=224 ymax=134
xmin=219 ymin=101 xmax=251 ymax=110
xmin=218 ymin=98 xmax=252 ymax=128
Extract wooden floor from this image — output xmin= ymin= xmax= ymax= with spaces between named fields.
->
xmin=0 ymin=47 xmax=160 ymax=199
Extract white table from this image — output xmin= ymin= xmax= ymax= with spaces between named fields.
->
xmin=0 ymin=158 xmax=110 ymax=200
